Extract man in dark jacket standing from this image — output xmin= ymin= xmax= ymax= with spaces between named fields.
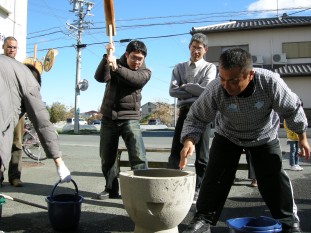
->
xmin=94 ymin=40 xmax=151 ymax=199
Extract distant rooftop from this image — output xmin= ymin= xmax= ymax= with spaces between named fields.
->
xmin=274 ymin=64 xmax=311 ymax=77
xmin=191 ymin=14 xmax=311 ymax=33
xmin=191 ymin=14 xmax=311 ymax=77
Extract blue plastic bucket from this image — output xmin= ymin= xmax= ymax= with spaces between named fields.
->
xmin=226 ymin=216 xmax=282 ymax=233
xmin=46 ymin=179 xmax=83 ymax=232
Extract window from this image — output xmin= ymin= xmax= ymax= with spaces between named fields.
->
xmin=283 ymin=41 xmax=311 ymax=59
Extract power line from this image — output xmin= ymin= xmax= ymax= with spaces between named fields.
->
xmin=26 ymin=32 xmax=189 ymax=54
xmin=26 ymin=6 xmax=311 ymax=42
xmin=287 ymin=7 xmax=311 ymax=16
xmin=26 ymin=6 xmax=311 ymax=53
xmin=27 ymin=6 xmax=311 ymax=36
xmin=27 ymin=30 xmax=68 ymax=39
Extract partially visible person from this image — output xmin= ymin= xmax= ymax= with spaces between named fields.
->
xmin=179 ymin=48 xmax=309 ymax=233
xmin=2 ymin=36 xmax=24 ymax=187
xmin=94 ymin=40 xmax=151 ymax=199
xmin=233 ymin=150 xmax=257 ymax=187
xmin=284 ymin=119 xmax=303 ymax=171
xmin=168 ymin=33 xmax=216 ymax=204
xmin=2 ymin=36 xmax=17 ymax=58
xmin=24 ymin=63 xmax=42 ymax=86
xmin=0 ymin=55 xmax=71 ymax=185
xmin=245 ymin=150 xmax=257 ymax=187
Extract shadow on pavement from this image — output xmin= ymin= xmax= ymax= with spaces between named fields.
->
xmin=1 ymin=212 xmax=134 ymax=233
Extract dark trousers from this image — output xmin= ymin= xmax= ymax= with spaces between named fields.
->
xmin=99 ymin=119 xmax=148 ymax=193
xmin=245 ymin=149 xmax=256 ymax=179
xmin=197 ymin=133 xmax=299 ymax=227
xmin=168 ymin=106 xmax=211 ymax=190
xmin=9 ymin=117 xmax=24 ymax=182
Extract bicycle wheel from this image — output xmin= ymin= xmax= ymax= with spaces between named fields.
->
xmin=22 ymin=131 xmax=47 ymax=161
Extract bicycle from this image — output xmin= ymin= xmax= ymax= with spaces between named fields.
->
xmin=22 ymin=118 xmax=47 ymax=161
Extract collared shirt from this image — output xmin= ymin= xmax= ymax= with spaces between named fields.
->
xmin=169 ymin=58 xmax=217 ymax=107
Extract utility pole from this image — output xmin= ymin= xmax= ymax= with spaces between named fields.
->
xmin=67 ymin=0 xmax=94 ymax=134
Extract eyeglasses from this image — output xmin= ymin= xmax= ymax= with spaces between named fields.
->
xmin=6 ymin=46 xmax=17 ymax=50
xmin=129 ymin=55 xmax=144 ymax=63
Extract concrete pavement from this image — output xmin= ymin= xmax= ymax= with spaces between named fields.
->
xmin=0 ymin=131 xmax=310 ymax=233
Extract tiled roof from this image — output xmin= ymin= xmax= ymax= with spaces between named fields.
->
xmin=191 ymin=15 xmax=311 ymax=33
xmin=274 ymin=64 xmax=311 ymax=77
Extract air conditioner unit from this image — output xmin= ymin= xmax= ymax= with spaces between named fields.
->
xmin=252 ymin=55 xmax=263 ymax=64
xmin=272 ymin=53 xmax=287 ymax=63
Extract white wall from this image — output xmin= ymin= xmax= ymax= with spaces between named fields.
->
xmin=205 ymin=26 xmax=311 ymax=109
xmin=207 ymin=27 xmax=311 ymax=66
xmin=283 ymin=76 xmax=311 ymax=109
xmin=0 ymin=0 xmax=28 ymax=61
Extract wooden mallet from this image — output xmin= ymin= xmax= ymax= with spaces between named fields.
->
xmin=103 ymin=0 xmax=116 ymax=58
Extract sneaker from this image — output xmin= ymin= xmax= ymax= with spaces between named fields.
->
xmin=290 ymin=165 xmax=303 ymax=171
xmin=96 ymin=190 xmax=120 ymax=200
xmin=295 ymin=165 xmax=303 ymax=171
xmin=192 ymin=190 xmax=199 ymax=204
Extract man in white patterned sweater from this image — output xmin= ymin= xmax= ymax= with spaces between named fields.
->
xmin=180 ymin=48 xmax=309 ymax=233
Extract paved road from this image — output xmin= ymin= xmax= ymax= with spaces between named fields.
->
xmin=0 ymin=130 xmax=310 ymax=233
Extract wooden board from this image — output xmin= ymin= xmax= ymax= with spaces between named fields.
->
xmin=103 ymin=0 xmax=116 ymax=36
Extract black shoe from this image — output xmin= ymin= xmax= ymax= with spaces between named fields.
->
xmin=109 ymin=193 xmax=121 ymax=199
xmin=182 ymin=217 xmax=211 ymax=233
xmin=282 ymin=223 xmax=302 ymax=233
xmin=96 ymin=190 xmax=120 ymax=200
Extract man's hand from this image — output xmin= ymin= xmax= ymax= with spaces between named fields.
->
xmin=54 ymin=158 xmax=71 ymax=183
xmin=105 ymin=42 xmax=115 ymax=55
xmin=107 ymin=55 xmax=118 ymax=71
xmin=179 ymin=138 xmax=195 ymax=169
xmin=298 ymin=132 xmax=310 ymax=160
xmin=105 ymin=43 xmax=117 ymax=70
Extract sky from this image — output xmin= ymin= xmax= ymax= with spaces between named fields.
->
xmin=26 ymin=0 xmax=311 ymax=113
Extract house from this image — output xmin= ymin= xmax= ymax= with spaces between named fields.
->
xmin=0 ymin=1 xmax=27 ymax=61
xmin=191 ymin=13 xmax=311 ymax=125
xmin=80 ymin=110 xmax=102 ymax=120
xmin=141 ymin=102 xmax=158 ymax=119
xmin=141 ymin=102 xmax=176 ymax=126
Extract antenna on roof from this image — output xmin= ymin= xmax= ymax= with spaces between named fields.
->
xmin=276 ymin=0 xmax=279 ymax=17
